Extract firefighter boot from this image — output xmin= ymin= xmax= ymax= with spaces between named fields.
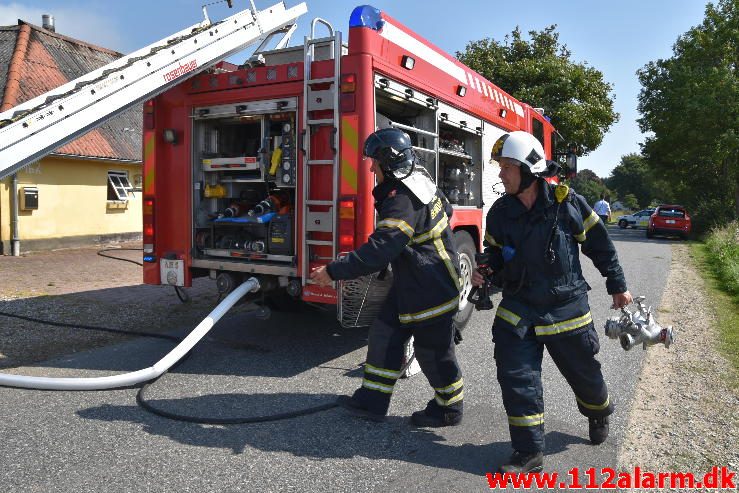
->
xmin=410 ymin=399 xmax=463 ymax=427
xmin=589 ymin=416 xmax=609 ymax=444
xmin=336 ymin=394 xmax=386 ymax=423
xmin=498 ymin=450 xmax=544 ymax=473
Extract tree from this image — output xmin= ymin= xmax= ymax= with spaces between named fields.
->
xmin=457 ymin=26 xmax=619 ymax=156
xmin=569 ymin=168 xmax=611 ymax=206
xmin=605 ymin=153 xmax=658 ymax=208
xmin=622 ymin=193 xmax=639 ymax=211
xmin=637 ymin=0 xmax=739 ymax=231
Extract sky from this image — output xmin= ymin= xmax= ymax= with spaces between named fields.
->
xmin=1 ymin=0 xmax=709 ymax=178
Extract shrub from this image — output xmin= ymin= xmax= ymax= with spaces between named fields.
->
xmin=704 ymin=221 xmax=739 ymax=296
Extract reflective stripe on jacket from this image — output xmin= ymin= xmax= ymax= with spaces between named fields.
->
xmin=483 ymin=180 xmax=627 ymax=309
xmin=327 ymin=178 xmax=461 ymax=325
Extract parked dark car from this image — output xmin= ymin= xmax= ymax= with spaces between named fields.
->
xmin=647 ymin=205 xmax=691 ymax=239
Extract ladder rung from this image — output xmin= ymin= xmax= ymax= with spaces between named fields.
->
xmin=307 ymin=240 xmax=334 ymax=246
xmin=306 ymin=36 xmax=335 ymax=46
xmin=306 ymin=200 xmax=333 ymax=206
xmin=307 ymin=118 xmax=334 ymax=125
xmin=307 ymin=77 xmax=335 ymax=85
xmin=412 ymin=146 xmax=436 ymax=155
xmin=307 ymin=159 xmax=334 ymax=165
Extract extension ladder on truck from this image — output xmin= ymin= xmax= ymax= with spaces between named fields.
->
xmin=0 ymin=1 xmax=308 ymax=180
xmin=300 ymin=19 xmax=342 ymax=285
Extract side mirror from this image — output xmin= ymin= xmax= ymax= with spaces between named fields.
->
xmin=565 ymin=143 xmax=578 ymax=179
xmin=565 ymin=152 xmax=577 ymax=178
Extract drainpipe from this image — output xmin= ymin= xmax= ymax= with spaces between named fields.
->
xmin=11 ymin=173 xmax=20 ymax=256
xmin=3 ymin=24 xmax=32 ymax=256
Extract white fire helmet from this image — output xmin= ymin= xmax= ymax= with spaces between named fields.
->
xmin=491 ymin=131 xmax=547 ymax=175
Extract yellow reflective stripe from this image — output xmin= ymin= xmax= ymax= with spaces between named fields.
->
xmin=362 ymin=378 xmax=394 ymax=394
xmin=534 ymin=312 xmax=593 ymax=336
xmin=577 ymin=395 xmax=610 ymax=411
xmin=574 ymin=232 xmax=586 ymax=243
xmin=583 ymin=210 xmax=600 ymax=233
xmin=508 ymin=413 xmax=544 ymax=427
xmin=435 ymin=378 xmax=463 ymax=394
xmin=411 ymin=214 xmax=448 ymax=244
xmin=434 ymin=236 xmax=461 ymax=290
xmin=398 ymin=295 xmax=459 ymax=324
xmin=365 ymin=364 xmax=401 ymax=380
xmin=484 ymin=231 xmax=501 ymax=248
xmin=377 ymin=218 xmax=415 ymax=238
xmin=496 ymin=306 xmax=521 ymax=326
xmin=435 ymin=391 xmax=464 ymax=407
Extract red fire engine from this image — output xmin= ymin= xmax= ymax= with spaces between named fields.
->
xmin=142 ymin=4 xmax=562 ymax=328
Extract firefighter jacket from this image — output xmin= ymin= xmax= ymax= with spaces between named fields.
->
xmin=327 ymin=178 xmax=461 ymax=326
xmin=484 ymin=180 xmax=627 ymax=336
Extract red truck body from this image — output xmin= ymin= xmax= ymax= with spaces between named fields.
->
xmin=141 ymin=5 xmax=558 ymax=326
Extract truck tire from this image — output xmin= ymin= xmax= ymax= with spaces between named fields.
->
xmin=453 ymin=230 xmax=476 ymax=329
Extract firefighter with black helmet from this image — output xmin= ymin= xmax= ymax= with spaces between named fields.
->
xmin=472 ymin=131 xmax=632 ymax=473
xmin=310 ymin=127 xmax=464 ymax=426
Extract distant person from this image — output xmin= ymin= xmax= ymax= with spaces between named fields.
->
xmin=594 ymin=194 xmax=611 ymax=224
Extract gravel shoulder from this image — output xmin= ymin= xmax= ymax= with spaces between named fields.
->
xmin=0 ymin=243 xmax=220 ymax=369
xmin=618 ymin=243 xmax=739 ymax=474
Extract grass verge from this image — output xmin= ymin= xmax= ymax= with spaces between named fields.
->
xmin=689 ymin=221 xmax=739 ymax=386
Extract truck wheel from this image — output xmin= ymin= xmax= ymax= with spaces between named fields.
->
xmin=453 ymin=230 xmax=476 ymax=329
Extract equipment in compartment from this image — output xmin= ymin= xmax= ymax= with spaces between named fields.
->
xmin=267 ymin=214 xmax=293 ymax=255
xmin=248 ymin=192 xmax=289 ymax=216
xmin=276 ymin=121 xmax=296 ymax=186
xmin=439 ymin=133 xmax=465 ymax=154
xmin=439 ymin=132 xmax=475 ymax=205
xmin=202 ymin=156 xmax=259 ymax=171
xmin=193 ymin=105 xmax=298 ymax=264
xmin=442 ymin=163 xmax=474 ymax=204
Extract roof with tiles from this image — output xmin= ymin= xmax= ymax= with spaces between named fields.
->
xmin=0 ymin=21 xmax=141 ymax=163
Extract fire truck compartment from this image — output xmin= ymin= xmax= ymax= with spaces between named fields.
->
xmin=191 ymin=98 xmax=298 ymax=276
xmin=374 ymin=75 xmax=483 ymax=208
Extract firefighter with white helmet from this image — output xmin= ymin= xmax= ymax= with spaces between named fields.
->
xmin=311 ymin=127 xmax=464 ymax=426
xmin=472 ymin=130 xmax=633 ymax=472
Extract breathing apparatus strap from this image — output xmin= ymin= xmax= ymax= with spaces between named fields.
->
xmin=544 ymin=184 xmax=571 ymax=264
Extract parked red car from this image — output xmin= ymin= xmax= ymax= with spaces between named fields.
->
xmin=647 ymin=205 xmax=691 ymax=239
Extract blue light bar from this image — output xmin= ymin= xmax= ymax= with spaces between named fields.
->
xmin=349 ymin=5 xmax=384 ymax=30
xmin=143 ymin=255 xmax=157 ymax=263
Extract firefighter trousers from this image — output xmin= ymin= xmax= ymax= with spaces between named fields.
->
xmin=493 ymin=321 xmax=613 ymax=453
xmin=351 ymin=299 xmax=463 ymax=417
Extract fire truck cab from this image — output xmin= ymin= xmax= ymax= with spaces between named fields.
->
xmin=142 ymin=4 xmax=558 ymax=328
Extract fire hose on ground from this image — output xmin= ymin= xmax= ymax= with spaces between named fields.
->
xmin=0 ymin=277 xmax=349 ymax=423
xmin=0 ymin=266 xmax=421 ymax=423
xmin=0 ymin=278 xmax=261 ymax=390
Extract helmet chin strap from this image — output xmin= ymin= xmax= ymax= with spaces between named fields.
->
xmin=512 ymin=167 xmax=537 ymax=196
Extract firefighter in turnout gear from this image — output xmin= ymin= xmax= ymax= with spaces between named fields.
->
xmin=471 ymin=131 xmax=633 ymax=473
xmin=310 ymin=128 xmax=464 ymax=426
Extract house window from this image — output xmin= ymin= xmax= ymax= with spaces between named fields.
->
xmin=107 ymin=171 xmax=134 ymax=201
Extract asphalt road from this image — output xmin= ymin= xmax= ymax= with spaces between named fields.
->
xmin=0 ymin=226 xmax=673 ymax=492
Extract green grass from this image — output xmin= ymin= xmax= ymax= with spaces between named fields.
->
xmin=690 ymin=221 xmax=739 ymax=386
